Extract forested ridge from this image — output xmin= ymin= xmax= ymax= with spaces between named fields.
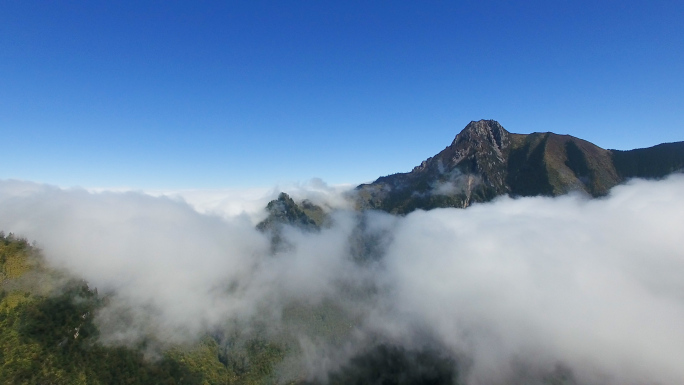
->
xmin=0 ymin=232 xmax=288 ymax=385
xmin=0 ymin=232 xmax=467 ymax=385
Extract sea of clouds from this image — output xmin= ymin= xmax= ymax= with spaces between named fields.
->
xmin=1 ymin=175 xmax=683 ymax=385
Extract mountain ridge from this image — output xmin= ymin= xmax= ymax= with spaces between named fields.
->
xmin=353 ymin=119 xmax=684 ymax=214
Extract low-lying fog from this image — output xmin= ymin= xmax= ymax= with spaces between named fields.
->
xmin=1 ymin=175 xmax=683 ymax=385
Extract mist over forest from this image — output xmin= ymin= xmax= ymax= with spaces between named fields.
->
xmin=1 ymin=175 xmax=683 ymax=384
xmin=3 ymin=0 xmax=684 ymax=382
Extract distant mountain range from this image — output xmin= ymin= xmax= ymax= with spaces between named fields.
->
xmin=261 ymin=119 xmax=684 ymax=224
xmin=354 ymin=119 xmax=684 ymax=214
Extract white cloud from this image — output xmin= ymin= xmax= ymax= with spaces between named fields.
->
xmin=382 ymin=177 xmax=684 ymax=384
xmin=1 ymin=176 xmax=683 ymax=384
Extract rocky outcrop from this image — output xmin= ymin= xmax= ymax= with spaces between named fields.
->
xmin=257 ymin=192 xmax=319 ymax=233
xmin=257 ymin=192 xmax=327 ymax=253
xmin=354 ymin=120 xmax=510 ymax=214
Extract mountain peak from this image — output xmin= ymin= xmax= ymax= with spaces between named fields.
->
xmin=452 ymin=119 xmax=509 ymax=152
xmin=355 ymin=120 xmax=684 ymax=214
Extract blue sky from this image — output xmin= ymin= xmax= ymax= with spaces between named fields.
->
xmin=1 ymin=1 xmax=683 ymax=189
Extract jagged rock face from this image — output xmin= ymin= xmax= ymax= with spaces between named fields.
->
xmin=412 ymin=119 xmax=511 ymax=192
xmin=354 ymin=120 xmax=512 ymax=214
xmin=439 ymin=119 xmax=511 ymax=193
xmin=354 ymin=119 xmax=683 ymax=215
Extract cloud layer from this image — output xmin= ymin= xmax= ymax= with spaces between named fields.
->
xmin=1 ymin=176 xmax=683 ymax=384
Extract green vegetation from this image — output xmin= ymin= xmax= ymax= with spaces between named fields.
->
xmin=506 ymin=133 xmax=554 ymax=196
xmin=308 ymin=344 xmax=458 ymax=385
xmin=1 ymin=232 xmax=37 ymax=282
xmin=257 ymin=193 xmax=319 ymax=233
xmin=256 ymin=193 xmax=327 ymax=253
xmin=612 ymin=142 xmax=684 ymax=179
xmin=0 ymin=233 xmax=288 ymax=385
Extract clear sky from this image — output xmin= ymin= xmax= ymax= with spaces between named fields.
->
xmin=1 ymin=1 xmax=683 ymax=189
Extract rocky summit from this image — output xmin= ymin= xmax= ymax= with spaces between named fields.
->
xmin=354 ymin=120 xmax=684 ymax=214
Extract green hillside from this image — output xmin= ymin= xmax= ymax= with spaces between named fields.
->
xmin=0 ymin=233 xmax=287 ymax=385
